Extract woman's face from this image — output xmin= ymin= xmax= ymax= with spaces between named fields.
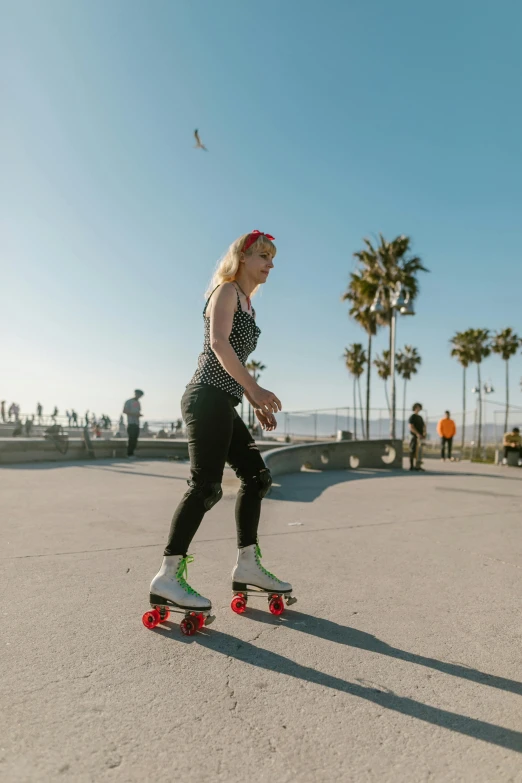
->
xmin=243 ymin=247 xmax=275 ymax=284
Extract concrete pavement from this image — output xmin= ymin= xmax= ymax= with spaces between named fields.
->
xmin=1 ymin=458 xmax=521 ymax=781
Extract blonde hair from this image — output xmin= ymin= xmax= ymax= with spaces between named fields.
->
xmin=205 ymin=232 xmax=277 ymax=298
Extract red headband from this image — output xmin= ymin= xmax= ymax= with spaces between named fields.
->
xmin=242 ymin=230 xmax=275 ymax=254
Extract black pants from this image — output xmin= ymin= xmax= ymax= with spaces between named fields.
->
xmin=409 ymin=434 xmax=421 ymax=468
xmin=165 ymin=384 xmax=269 ymax=556
xmin=127 ymin=424 xmax=140 ymax=456
xmin=441 ymin=436 xmax=453 ymax=459
xmin=504 ymin=446 xmax=522 ymax=460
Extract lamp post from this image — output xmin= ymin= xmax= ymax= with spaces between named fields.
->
xmin=471 ymin=382 xmax=494 ymax=449
xmin=371 ymin=282 xmax=415 ymax=440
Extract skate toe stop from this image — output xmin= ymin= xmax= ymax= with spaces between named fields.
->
xmin=286 ymin=596 xmax=297 ymax=606
xmin=205 ymin=614 xmax=216 ymax=626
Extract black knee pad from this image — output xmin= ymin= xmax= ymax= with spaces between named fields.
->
xmin=239 ymin=469 xmax=272 ymax=499
xmin=257 ymin=469 xmax=273 ymax=498
xmin=187 ymin=480 xmax=223 ymax=510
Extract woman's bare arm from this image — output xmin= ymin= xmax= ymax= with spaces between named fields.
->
xmin=209 ymin=284 xmax=257 ymax=393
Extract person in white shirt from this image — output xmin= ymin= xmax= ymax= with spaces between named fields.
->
xmin=123 ymin=389 xmax=144 ymax=457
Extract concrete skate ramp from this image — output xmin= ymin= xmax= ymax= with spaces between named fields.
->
xmin=263 ymin=438 xmax=403 ymax=477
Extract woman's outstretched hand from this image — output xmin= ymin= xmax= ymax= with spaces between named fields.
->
xmin=255 ymin=409 xmax=278 ymax=432
xmin=249 ymin=385 xmax=282 ymax=414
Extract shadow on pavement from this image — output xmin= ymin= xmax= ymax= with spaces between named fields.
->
xmin=152 ymin=621 xmax=522 ymax=753
xmin=236 ymin=608 xmax=522 ymax=698
xmin=0 ymin=458 xmax=189 ymax=478
xmin=270 ymin=467 xmax=522 ymax=503
xmin=81 ymin=465 xmax=187 ymax=481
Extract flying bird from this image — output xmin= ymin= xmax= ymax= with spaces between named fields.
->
xmin=194 ymin=129 xmax=207 ymax=151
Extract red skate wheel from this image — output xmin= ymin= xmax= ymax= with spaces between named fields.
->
xmin=231 ymin=595 xmax=247 ymax=614
xmin=142 ymin=609 xmax=161 ymax=629
xmin=269 ymin=596 xmax=285 ymax=616
xmin=158 ymin=608 xmax=170 ymax=622
xmin=189 ymin=612 xmax=205 ymax=630
xmin=180 ymin=617 xmax=197 ymax=636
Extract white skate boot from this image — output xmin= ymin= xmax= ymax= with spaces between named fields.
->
xmin=231 ymin=543 xmax=296 ymax=616
xmin=143 ymin=555 xmax=215 ymax=635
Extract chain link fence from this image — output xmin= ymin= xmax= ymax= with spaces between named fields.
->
xmin=3 ymin=399 xmax=521 ymax=449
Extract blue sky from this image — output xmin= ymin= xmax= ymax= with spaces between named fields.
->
xmin=2 ymin=0 xmax=522 ymax=425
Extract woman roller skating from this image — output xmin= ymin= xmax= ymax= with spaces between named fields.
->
xmin=142 ymin=231 xmax=295 ymax=635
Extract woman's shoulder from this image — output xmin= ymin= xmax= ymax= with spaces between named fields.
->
xmin=205 ymin=282 xmax=238 ymax=316
xmin=212 ymin=282 xmax=238 ymax=302
xmin=220 ymin=281 xmax=239 ymax=295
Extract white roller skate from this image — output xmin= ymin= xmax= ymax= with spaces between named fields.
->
xmin=231 ymin=542 xmax=297 ymax=616
xmin=142 ymin=555 xmax=215 ymax=635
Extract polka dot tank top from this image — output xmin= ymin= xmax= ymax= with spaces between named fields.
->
xmin=188 ymin=285 xmax=261 ymax=404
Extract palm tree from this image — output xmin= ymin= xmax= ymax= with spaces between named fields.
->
xmin=246 ymin=360 xmax=266 ymax=430
xmin=491 ymin=328 xmax=521 ymax=434
xmin=450 ymin=330 xmax=474 ymax=453
xmin=344 ymin=344 xmax=367 ymax=439
xmin=373 ymin=350 xmax=391 ymax=414
xmin=395 ymin=346 xmax=422 ymax=440
xmin=352 ymin=234 xmax=428 ymax=332
xmin=344 ymin=235 xmax=428 ymax=437
xmin=465 ymin=329 xmax=491 ymax=450
xmin=342 ymin=272 xmax=378 ymax=440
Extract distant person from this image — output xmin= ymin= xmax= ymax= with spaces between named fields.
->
xmin=175 ymin=418 xmax=183 ymax=436
xmin=12 ymin=420 xmax=23 ymax=437
xmin=51 ymin=406 xmax=58 ymax=423
xmin=8 ymin=403 xmax=15 ymax=422
xmin=82 ymin=422 xmax=95 ymax=459
xmin=1 ymin=400 xmax=5 ymax=422
xmin=36 ymin=402 xmax=43 ymax=424
xmin=71 ymin=410 xmax=78 ymax=427
xmin=123 ymin=389 xmax=144 ymax=457
xmin=84 ymin=410 xmax=90 ymax=427
xmin=437 ymin=410 xmax=456 ymax=461
xmin=503 ymin=427 xmax=521 ymax=465
xmin=25 ymin=417 xmax=34 ymax=436
xmin=65 ymin=410 xmax=71 ymax=426
xmin=409 ymin=402 xmax=426 ymax=471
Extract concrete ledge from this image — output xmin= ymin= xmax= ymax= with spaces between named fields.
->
xmin=0 ymin=437 xmax=400 ymax=469
xmin=0 ymin=437 xmax=282 ymax=465
xmin=263 ymin=439 xmax=403 ymax=477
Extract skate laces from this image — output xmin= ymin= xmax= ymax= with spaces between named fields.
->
xmin=175 ymin=555 xmax=201 ymax=597
xmin=255 ymin=542 xmax=280 ymax=582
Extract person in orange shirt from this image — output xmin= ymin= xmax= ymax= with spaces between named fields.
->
xmin=437 ymin=411 xmax=457 ymax=461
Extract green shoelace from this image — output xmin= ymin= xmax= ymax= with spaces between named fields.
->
xmin=176 ymin=555 xmax=201 ymax=597
xmin=255 ymin=542 xmax=280 ymax=582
